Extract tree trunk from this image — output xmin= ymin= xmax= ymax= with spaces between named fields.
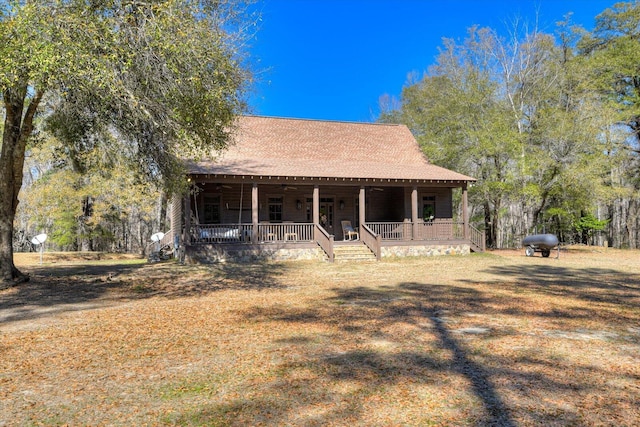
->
xmin=158 ymin=192 xmax=168 ymax=230
xmin=492 ymin=199 xmax=501 ymax=249
xmin=483 ymin=201 xmax=494 ymax=248
xmin=0 ymin=85 xmax=43 ymax=286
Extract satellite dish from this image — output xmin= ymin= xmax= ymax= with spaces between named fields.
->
xmin=31 ymin=233 xmax=47 ymax=245
xmin=31 ymin=233 xmax=47 ymax=265
xmin=150 ymin=232 xmax=165 ymax=242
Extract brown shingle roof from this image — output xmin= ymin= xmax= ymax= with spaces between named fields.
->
xmin=187 ymin=116 xmax=475 ymax=183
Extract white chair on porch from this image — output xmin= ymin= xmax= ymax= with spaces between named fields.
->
xmin=341 ymin=220 xmax=359 ymax=241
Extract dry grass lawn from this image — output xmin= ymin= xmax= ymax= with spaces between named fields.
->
xmin=1 ymin=247 xmax=639 ymax=426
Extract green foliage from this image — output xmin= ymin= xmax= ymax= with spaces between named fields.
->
xmin=18 ymin=145 xmax=166 ymax=252
xmin=575 ymin=213 xmax=609 ymax=234
xmin=574 ymin=213 xmax=610 ymax=245
xmin=379 ymin=10 xmax=640 ymax=248
xmin=20 ymin=169 xmax=83 ymax=248
xmin=577 ymin=2 xmax=640 ymax=146
xmin=2 ymin=1 xmax=254 ymax=267
xmin=2 ymin=0 xmax=252 ymax=187
xmin=50 ymin=210 xmax=79 ymax=248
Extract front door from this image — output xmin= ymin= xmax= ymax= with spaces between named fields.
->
xmin=319 ymin=198 xmax=335 ymax=234
xmin=204 ymin=195 xmax=221 ymax=224
xmin=422 ymin=195 xmax=436 ymax=221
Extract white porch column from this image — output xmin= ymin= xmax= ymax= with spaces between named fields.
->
xmin=359 ymin=186 xmax=366 ymax=227
xmin=313 ymin=185 xmax=320 ymax=225
xmin=252 ymin=183 xmax=259 ymax=242
xmin=462 ymin=183 xmax=469 ymax=239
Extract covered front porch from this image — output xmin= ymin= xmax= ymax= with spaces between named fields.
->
xmin=172 ymin=177 xmax=484 ymax=262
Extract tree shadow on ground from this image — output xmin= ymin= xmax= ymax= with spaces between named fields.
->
xmin=0 ymin=260 xmax=287 ymax=326
xmin=468 ymin=264 xmax=640 ymax=322
xmin=178 ymin=281 xmax=632 ymax=426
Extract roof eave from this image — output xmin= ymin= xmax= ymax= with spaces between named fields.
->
xmin=187 ymin=172 xmax=476 ymax=185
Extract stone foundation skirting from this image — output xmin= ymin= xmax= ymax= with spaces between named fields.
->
xmin=185 ymin=242 xmax=470 ymax=264
xmin=185 ymin=244 xmax=325 ymax=263
xmin=381 ymin=243 xmax=470 ymax=258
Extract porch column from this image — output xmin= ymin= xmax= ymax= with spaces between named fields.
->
xmin=313 ymin=185 xmax=320 ymax=225
xmin=183 ymin=194 xmax=191 ymax=245
xmin=411 ymin=186 xmax=418 ymax=240
xmin=359 ymin=186 xmax=366 ymax=227
xmin=252 ymin=183 xmax=259 ymax=242
xmin=462 ymin=183 xmax=469 ymax=239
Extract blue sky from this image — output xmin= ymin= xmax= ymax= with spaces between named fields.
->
xmin=246 ymin=0 xmax=615 ymax=122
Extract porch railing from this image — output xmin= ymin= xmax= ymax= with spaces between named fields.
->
xmin=188 ymin=221 xmax=482 ymax=252
xmin=366 ymin=222 xmax=412 ymax=240
xmin=414 ymin=220 xmax=465 ymax=241
xmin=192 ymin=223 xmax=315 ymax=244
xmin=193 ymin=223 xmax=253 ymax=243
xmin=258 ymin=223 xmax=314 ymax=242
xmin=366 ymin=220 xmax=466 ymax=242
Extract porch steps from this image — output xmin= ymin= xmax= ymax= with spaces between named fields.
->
xmin=470 ymin=242 xmax=484 ymax=253
xmin=333 ymin=243 xmax=377 ymax=262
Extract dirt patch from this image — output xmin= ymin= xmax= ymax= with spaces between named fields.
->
xmin=14 ymin=251 xmax=142 ymax=265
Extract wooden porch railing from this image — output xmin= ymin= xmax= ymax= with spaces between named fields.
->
xmin=469 ymin=225 xmax=486 ymax=252
xmin=367 ymin=222 xmax=411 ymax=240
xmin=186 ymin=221 xmax=484 ymax=252
xmin=192 ymin=223 xmax=315 ymax=243
xmin=361 ymin=224 xmax=381 ymax=261
xmin=257 ymin=223 xmax=314 ymax=242
xmin=314 ymin=224 xmax=334 ymax=262
xmin=193 ymin=224 xmax=253 ymax=243
xmin=367 ymin=220 xmax=466 ymax=241
xmin=414 ymin=220 xmax=465 ymax=241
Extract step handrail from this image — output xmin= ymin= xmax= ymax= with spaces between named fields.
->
xmin=469 ymin=225 xmax=486 ymax=251
xmin=361 ymin=224 xmax=381 ymax=261
xmin=314 ymin=224 xmax=334 ymax=262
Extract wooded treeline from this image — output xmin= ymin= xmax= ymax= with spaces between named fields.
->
xmin=14 ymin=137 xmax=168 ymax=255
xmin=379 ymin=2 xmax=640 ymax=249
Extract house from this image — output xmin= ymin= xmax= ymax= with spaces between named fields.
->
xmin=167 ymin=115 xmax=483 ymax=262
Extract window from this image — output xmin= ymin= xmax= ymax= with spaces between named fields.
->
xmin=268 ymin=197 xmax=283 ymax=222
xmin=306 ymin=198 xmax=313 ymax=222
xmin=204 ymin=195 xmax=221 ymax=224
xmin=319 ymin=198 xmax=334 ymax=229
xmin=422 ymin=196 xmax=436 ymax=221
